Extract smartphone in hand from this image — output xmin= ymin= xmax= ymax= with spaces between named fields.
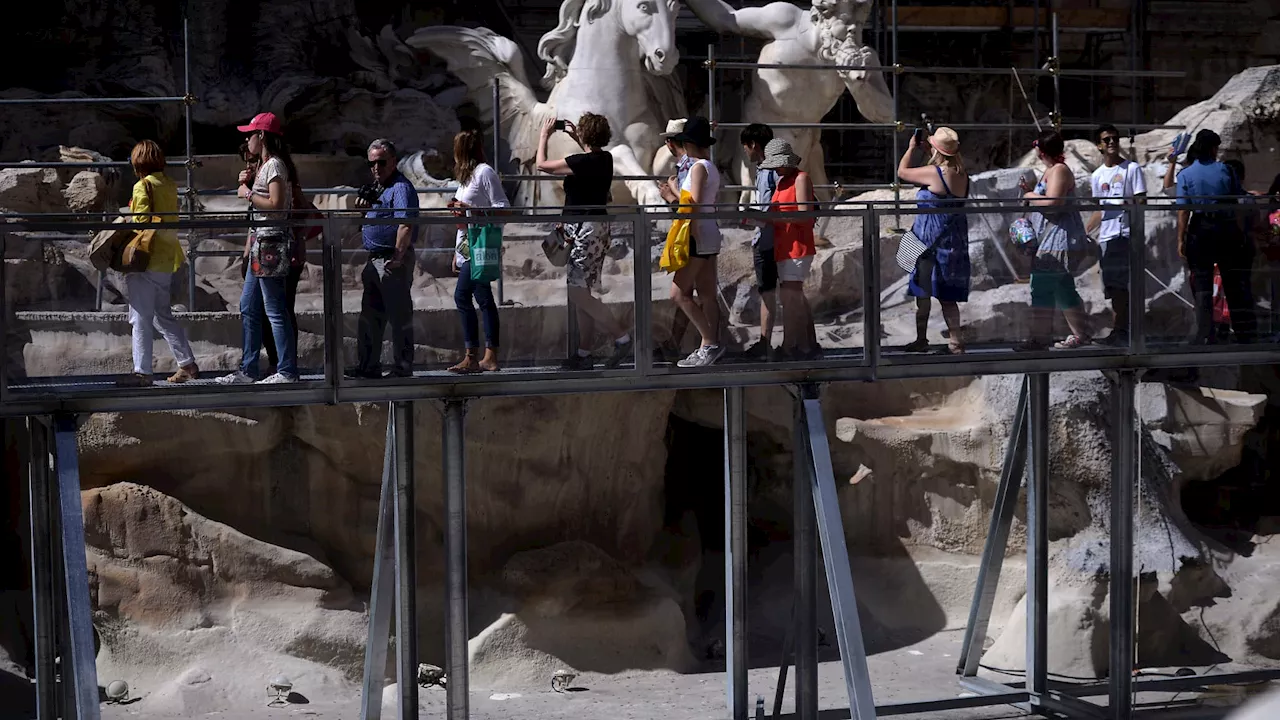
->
xmin=553 ymin=120 xmax=567 ymax=131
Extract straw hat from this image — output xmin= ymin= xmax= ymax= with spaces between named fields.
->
xmin=928 ymin=127 xmax=960 ymax=157
xmin=757 ymin=138 xmax=802 ymax=170
xmin=660 ymin=118 xmax=687 ymax=138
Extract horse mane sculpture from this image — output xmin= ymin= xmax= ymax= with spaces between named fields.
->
xmin=408 ymin=0 xmax=685 ymax=208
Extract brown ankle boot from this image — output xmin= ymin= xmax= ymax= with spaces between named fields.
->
xmin=448 ymin=350 xmax=480 ymax=374
xmin=479 ymin=347 xmax=500 ymax=372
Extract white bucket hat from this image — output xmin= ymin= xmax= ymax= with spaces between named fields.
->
xmin=757 ymin=138 xmax=802 ymax=170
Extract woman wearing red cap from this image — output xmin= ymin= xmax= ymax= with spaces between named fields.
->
xmin=216 ymin=112 xmax=300 ymax=385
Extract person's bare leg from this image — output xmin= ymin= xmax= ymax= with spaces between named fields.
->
xmin=569 ymin=285 xmax=624 ymax=353
xmin=1028 ymin=306 xmax=1053 ymax=346
xmin=671 ymin=259 xmax=714 ymax=345
xmin=798 ymin=293 xmax=818 ymax=354
xmin=941 ymin=301 xmax=963 ymax=352
xmin=779 ymin=282 xmax=805 ymax=352
xmin=915 ymin=296 xmax=931 ymax=344
xmin=759 ymin=290 xmax=777 ymax=349
xmin=695 ymin=257 xmax=721 ymax=347
xmin=666 ymin=307 xmax=692 ymax=351
xmin=1063 ymin=305 xmax=1092 ymax=341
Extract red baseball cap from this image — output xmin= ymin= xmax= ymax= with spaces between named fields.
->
xmin=237 ymin=112 xmax=282 ymax=135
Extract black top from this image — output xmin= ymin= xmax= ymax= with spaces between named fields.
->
xmin=563 ymin=151 xmax=613 ymax=215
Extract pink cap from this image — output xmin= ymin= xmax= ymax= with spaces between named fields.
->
xmin=237 ymin=112 xmax=282 ymax=135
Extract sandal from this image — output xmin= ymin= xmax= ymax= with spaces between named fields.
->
xmin=946 ymin=339 xmax=966 ymax=355
xmin=903 ymin=338 xmax=930 ymax=353
xmin=1053 ymin=334 xmax=1092 ymax=350
xmin=448 ymin=351 xmax=481 ymax=374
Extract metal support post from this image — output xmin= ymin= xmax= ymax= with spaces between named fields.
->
xmin=1128 ymin=204 xmax=1146 ymax=353
xmin=632 ymin=214 xmax=653 ymax=374
xmin=1109 ymin=371 xmax=1138 ymax=720
xmin=1026 ymin=374 xmax=1050 ymax=702
xmin=52 ymin=413 xmax=101 ymax=720
xmin=392 ymin=402 xmax=418 ymax=720
xmin=890 ymin=0 xmax=901 ymax=229
xmin=491 ymin=78 xmax=505 ymax=306
xmin=724 ymin=387 xmax=748 ymax=720
xmin=27 ymin=418 xmax=56 ymax=720
xmin=359 ymin=413 xmax=399 ymax=720
xmin=183 ymin=17 xmax=198 ymax=312
xmin=443 ymin=400 xmax=469 ymax=720
xmin=707 ymin=44 xmax=717 ymax=165
xmin=958 ymin=375 xmax=1029 ymax=677
xmin=322 ymin=214 xmax=343 ymax=401
xmin=862 ymin=207 xmax=880 ymax=370
xmin=799 ymin=387 xmax=876 ymax=719
xmin=1050 ymin=14 xmax=1061 ymax=130
xmin=0 ymin=230 xmax=8 ymax=403
xmin=792 ymin=398 xmax=818 ymax=720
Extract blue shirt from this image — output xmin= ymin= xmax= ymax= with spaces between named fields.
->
xmin=1175 ymin=160 xmax=1243 ymax=206
xmin=752 ymin=168 xmax=779 ymax=249
xmin=362 ymin=172 xmax=419 ymax=252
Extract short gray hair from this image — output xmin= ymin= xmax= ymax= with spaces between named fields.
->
xmin=368 ymin=138 xmax=397 ymax=157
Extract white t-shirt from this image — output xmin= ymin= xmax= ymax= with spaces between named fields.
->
xmin=680 ymin=158 xmax=722 ymax=253
xmin=251 ymin=156 xmax=293 ymax=236
xmin=453 ymin=163 xmax=508 ymax=265
xmin=1089 ymin=160 xmax=1146 ymax=242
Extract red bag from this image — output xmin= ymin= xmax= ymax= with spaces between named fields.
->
xmin=1213 ymin=266 xmax=1230 ymax=325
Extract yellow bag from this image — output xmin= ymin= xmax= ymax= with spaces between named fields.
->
xmin=660 ymin=189 xmax=694 ymax=273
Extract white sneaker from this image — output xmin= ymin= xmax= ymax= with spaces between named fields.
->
xmin=214 ymin=371 xmax=255 ymax=385
xmin=677 ymin=345 xmax=724 ymax=368
xmin=257 ymin=372 xmax=298 ymax=384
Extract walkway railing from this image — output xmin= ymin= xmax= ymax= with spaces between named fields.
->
xmin=3 ymin=195 xmax=1279 ymax=417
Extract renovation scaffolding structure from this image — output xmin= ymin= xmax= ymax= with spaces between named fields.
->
xmin=6 ymin=5 xmax=1279 ymax=720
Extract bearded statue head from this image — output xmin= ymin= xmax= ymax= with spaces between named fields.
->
xmin=810 ymin=0 xmax=873 ymax=66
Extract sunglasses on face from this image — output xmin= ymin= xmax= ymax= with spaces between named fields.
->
xmin=1100 ymin=136 xmax=1120 ymax=145
xmin=368 ymin=158 xmax=389 ymax=169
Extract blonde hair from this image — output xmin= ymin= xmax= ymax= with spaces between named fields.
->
xmin=929 ymin=149 xmax=965 ymax=175
xmin=130 ymin=140 xmax=166 ymax=177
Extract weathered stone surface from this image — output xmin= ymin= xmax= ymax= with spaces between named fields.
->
xmin=62 ymin=170 xmax=107 ymax=212
xmin=84 ymin=482 xmax=369 ymax=713
xmin=0 ymin=166 xmax=66 ymax=214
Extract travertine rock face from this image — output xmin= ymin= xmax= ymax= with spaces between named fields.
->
xmin=83 ymin=482 xmax=370 ymax=712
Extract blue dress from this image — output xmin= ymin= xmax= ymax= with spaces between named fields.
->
xmin=908 ymin=167 xmax=970 ymax=302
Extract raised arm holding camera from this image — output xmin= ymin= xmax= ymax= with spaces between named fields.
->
xmin=348 ymin=138 xmax=419 ymax=379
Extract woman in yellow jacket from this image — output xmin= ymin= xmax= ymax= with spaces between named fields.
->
xmin=120 ymin=140 xmax=199 ymax=386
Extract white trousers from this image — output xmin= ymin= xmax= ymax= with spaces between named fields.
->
xmin=126 ymin=271 xmax=194 ymax=374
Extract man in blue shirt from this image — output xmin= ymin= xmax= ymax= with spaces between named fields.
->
xmin=351 ymin=138 xmax=419 ymax=378
xmin=1175 ymin=129 xmax=1253 ymax=343
xmin=741 ymin=123 xmax=779 ymax=358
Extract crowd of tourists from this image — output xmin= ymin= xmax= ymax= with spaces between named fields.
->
xmin=112 ymin=111 xmax=1280 ymax=385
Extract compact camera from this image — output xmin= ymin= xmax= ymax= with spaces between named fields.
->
xmin=356 ymin=184 xmax=382 ymax=206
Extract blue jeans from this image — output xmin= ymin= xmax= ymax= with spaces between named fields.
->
xmin=454 ymin=262 xmax=499 ymax=349
xmin=240 ymin=272 xmax=296 ymax=378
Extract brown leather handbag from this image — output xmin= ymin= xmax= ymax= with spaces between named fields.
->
xmin=120 ymin=180 xmax=157 ymax=272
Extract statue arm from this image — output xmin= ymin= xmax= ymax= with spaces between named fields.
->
xmin=685 ymin=0 xmax=798 ymax=40
xmin=837 ymin=45 xmax=895 ymax=124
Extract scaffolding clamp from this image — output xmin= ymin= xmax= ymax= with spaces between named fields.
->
xmin=892 ymin=63 xmax=904 ymax=75
xmin=702 ymin=59 xmax=716 ymax=70
xmin=183 ymin=93 xmax=198 ymax=106
xmin=1049 ymin=112 xmax=1063 ymax=131
xmin=894 ymin=120 xmax=906 ymax=133
xmin=1046 ymin=57 xmax=1060 ymax=77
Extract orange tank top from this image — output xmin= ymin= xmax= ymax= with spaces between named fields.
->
xmin=770 ymin=172 xmax=816 ymax=261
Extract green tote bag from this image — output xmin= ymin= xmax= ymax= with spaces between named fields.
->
xmin=468 ymin=224 xmax=503 ymax=283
